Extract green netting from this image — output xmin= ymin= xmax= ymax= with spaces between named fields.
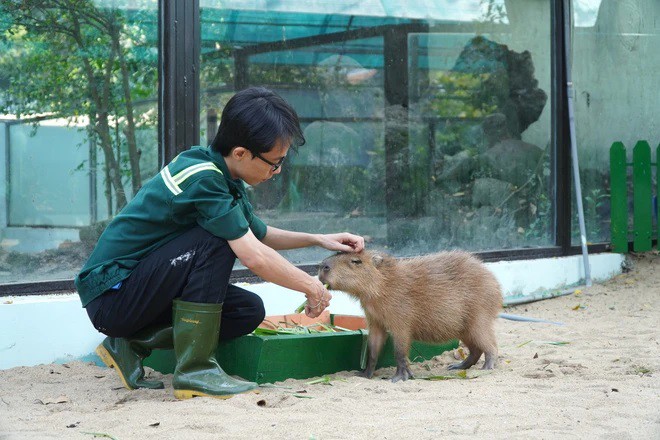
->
xmin=119 ymin=2 xmax=496 ymax=69
xmin=196 ymin=1 xmax=492 ymax=68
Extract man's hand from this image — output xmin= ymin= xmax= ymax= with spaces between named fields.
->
xmin=304 ymin=279 xmax=332 ymax=318
xmin=318 ymin=232 xmax=365 ymax=253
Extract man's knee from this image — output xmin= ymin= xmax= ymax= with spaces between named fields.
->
xmin=219 ymin=292 xmax=265 ymax=340
xmin=250 ymin=294 xmax=266 ymax=325
xmin=235 ymin=292 xmax=265 ymax=325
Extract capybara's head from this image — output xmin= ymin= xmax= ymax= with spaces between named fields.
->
xmin=318 ymin=250 xmax=395 ymax=298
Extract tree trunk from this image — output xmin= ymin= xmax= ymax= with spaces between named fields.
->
xmin=112 ymin=27 xmax=142 ymax=193
xmin=71 ymin=14 xmax=128 ymax=211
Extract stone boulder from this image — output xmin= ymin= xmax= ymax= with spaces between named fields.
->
xmin=452 ymin=36 xmax=548 ymax=139
xmin=437 ymin=150 xmax=476 ymax=184
xmin=472 ymin=177 xmax=515 ymax=208
xmin=479 ymin=139 xmax=543 ymax=187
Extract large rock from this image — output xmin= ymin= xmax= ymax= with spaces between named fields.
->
xmin=437 ymin=150 xmax=475 ymax=184
xmin=480 ymin=139 xmax=543 ymax=187
xmin=482 ymin=113 xmax=510 ymax=148
xmin=472 ymin=177 xmax=515 ymax=208
xmin=452 ymin=36 xmax=548 ymax=138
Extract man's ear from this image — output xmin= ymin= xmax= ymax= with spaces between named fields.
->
xmin=232 ymin=146 xmax=249 ymax=160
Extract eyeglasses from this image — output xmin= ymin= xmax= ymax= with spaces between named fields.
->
xmin=253 ymin=152 xmax=286 ymax=172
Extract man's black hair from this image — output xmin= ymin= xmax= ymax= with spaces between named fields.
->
xmin=210 ymin=86 xmax=305 ymax=156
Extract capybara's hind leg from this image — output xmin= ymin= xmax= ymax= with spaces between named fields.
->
xmin=472 ymin=323 xmax=498 ymax=370
xmin=448 ymin=345 xmax=482 ymax=370
xmin=480 ymin=334 xmax=498 ymax=369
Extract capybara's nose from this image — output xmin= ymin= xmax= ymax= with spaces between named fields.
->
xmin=320 ymin=264 xmax=330 ymax=273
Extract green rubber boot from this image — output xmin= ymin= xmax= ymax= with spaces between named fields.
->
xmin=172 ymin=299 xmax=258 ymax=399
xmin=95 ymin=324 xmax=172 ymax=390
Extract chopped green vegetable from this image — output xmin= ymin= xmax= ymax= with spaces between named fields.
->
xmin=252 ymin=323 xmax=348 ymax=336
xmin=305 ymin=375 xmax=346 ymax=385
xmin=294 ymin=301 xmax=307 ymax=314
xmin=517 ymin=340 xmax=570 ymax=347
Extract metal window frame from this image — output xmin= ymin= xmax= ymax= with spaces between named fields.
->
xmin=554 ymin=0 xmax=572 ymax=253
xmin=159 ymin=0 xmax=200 ymax=165
xmin=0 ymin=0 xmax=617 ymax=298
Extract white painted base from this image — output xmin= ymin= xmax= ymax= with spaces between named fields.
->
xmin=0 ymin=252 xmax=624 ymax=370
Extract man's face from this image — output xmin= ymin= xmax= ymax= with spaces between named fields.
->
xmin=238 ymin=138 xmax=290 ymax=186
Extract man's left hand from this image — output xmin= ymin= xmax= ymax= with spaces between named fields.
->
xmin=318 ymin=232 xmax=365 ymax=253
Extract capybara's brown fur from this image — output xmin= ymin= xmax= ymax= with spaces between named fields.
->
xmin=319 ymin=250 xmax=502 ymax=382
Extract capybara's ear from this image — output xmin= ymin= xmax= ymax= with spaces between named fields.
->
xmin=372 ymin=253 xmax=384 ymax=267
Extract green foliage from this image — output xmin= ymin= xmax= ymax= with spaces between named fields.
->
xmin=575 ymin=187 xmax=610 ymax=242
xmin=524 ymin=192 xmax=552 ymax=241
xmin=0 ymin=0 xmax=158 ymax=213
xmin=427 ymin=72 xmax=498 ymax=119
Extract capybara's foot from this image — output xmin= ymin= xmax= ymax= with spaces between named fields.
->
xmin=448 ymin=349 xmax=481 ymax=370
xmin=356 ymin=369 xmax=374 ymax=379
xmin=448 ymin=359 xmax=477 ymax=370
xmin=448 ymin=362 xmax=468 ymax=370
xmin=391 ymin=365 xmax=414 ymax=382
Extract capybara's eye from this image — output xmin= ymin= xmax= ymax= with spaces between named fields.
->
xmin=350 ymin=258 xmax=362 ymax=265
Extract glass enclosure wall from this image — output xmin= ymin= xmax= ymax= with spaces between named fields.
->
xmin=0 ymin=1 xmax=158 ymax=283
xmin=571 ymin=0 xmax=659 ymax=245
xmin=1 ymin=0 xmax=653 ymax=289
xmin=200 ymin=1 xmax=554 ymax=264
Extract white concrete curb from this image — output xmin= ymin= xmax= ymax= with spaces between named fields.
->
xmin=0 ymin=252 xmax=624 ymax=370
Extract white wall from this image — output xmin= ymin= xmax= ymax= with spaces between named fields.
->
xmin=572 ymin=0 xmax=660 ymax=169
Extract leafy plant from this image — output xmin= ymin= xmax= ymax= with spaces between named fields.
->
xmin=0 ymin=0 xmax=158 ymax=214
xmin=584 ymin=188 xmax=609 ymax=239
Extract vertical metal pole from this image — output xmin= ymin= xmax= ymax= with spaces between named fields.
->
xmin=553 ymin=0 xmax=571 ymax=253
xmin=3 ymin=122 xmax=11 ymax=228
xmin=656 ymin=143 xmax=660 ymax=243
xmin=159 ymin=0 xmax=200 ymax=168
xmin=563 ymin=0 xmax=592 ymax=286
xmin=383 ymin=26 xmax=410 ymax=248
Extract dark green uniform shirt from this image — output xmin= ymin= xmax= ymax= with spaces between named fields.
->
xmin=75 ymin=146 xmax=268 ymax=307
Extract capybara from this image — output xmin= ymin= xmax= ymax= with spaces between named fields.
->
xmin=318 ymin=250 xmax=502 ymax=382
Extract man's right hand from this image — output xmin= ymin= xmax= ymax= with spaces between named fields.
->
xmin=304 ymin=279 xmax=332 ymax=318
xmin=229 ymin=230 xmax=332 ymax=318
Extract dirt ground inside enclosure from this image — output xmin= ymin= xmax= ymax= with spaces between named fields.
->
xmin=1 ymin=253 xmax=659 ymax=440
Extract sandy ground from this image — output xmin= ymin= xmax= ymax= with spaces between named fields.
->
xmin=1 ymin=253 xmax=658 ymax=440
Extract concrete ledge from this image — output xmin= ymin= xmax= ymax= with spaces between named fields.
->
xmin=0 ymin=252 xmax=624 ymax=370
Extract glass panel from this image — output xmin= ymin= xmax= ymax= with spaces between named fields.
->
xmin=571 ymin=0 xmax=660 ymax=245
xmin=200 ymin=0 xmax=554 ymax=263
xmin=0 ymin=1 xmax=158 ymax=283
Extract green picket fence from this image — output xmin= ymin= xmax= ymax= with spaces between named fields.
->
xmin=610 ymin=140 xmax=660 ymax=253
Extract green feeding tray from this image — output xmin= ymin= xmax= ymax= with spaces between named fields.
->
xmin=143 ymin=313 xmax=458 ymax=384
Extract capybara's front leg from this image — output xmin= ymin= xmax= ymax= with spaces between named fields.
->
xmin=391 ymin=336 xmax=413 ymax=382
xmin=358 ymin=323 xmax=387 ymax=379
